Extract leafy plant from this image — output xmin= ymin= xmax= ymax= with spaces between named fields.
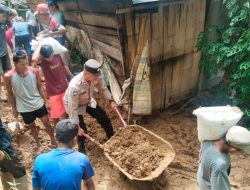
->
xmin=70 ymin=47 xmax=87 ymax=67
xmin=197 ymin=0 xmax=250 ymax=126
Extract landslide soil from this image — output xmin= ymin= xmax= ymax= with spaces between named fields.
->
xmin=0 ymin=93 xmax=250 ymax=190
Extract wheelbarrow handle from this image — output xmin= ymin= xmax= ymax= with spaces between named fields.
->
xmin=113 ymin=107 xmax=127 ymax=127
xmin=82 ymin=132 xmax=104 ymax=150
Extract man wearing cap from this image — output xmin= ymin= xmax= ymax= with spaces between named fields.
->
xmin=35 ymin=3 xmax=66 ymax=45
xmin=32 ymin=119 xmax=95 ymax=190
xmin=4 ymin=50 xmax=57 ymax=150
xmin=63 ymin=59 xmax=116 ymax=153
xmin=0 ymin=5 xmax=16 ymax=97
xmin=32 ymin=44 xmax=69 ymax=127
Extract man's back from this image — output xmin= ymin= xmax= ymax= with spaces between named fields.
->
xmin=197 ymin=141 xmax=231 ymax=190
xmin=40 ymin=55 xmax=68 ymax=96
xmin=32 ymin=148 xmax=94 ymax=190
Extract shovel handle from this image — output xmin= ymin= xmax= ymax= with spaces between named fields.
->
xmin=114 ymin=107 xmax=127 ymax=127
xmin=82 ymin=132 xmax=104 ymax=150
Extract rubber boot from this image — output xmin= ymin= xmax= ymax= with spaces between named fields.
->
xmin=15 ymin=174 xmax=30 ymax=190
xmin=1 ymin=172 xmax=14 ymax=190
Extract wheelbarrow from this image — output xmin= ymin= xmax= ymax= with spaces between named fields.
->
xmin=83 ymin=107 xmax=176 ymax=181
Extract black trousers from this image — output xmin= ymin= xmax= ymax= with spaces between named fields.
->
xmin=78 ymin=105 xmax=114 ymax=153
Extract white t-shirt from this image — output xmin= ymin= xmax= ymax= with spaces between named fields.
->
xmin=26 ymin=9 xmax=37 ymax=26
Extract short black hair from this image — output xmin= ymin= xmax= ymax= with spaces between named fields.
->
xmin=13 ymin=50 xmax=27 ymax=63
xmin=56 ymin=119 xmax=78 ymax=144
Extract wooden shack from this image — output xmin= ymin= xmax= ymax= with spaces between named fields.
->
xmin=26 ymin=0 xmax=206 ymax=112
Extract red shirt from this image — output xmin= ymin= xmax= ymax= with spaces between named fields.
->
xmin=40 ymin=55 xmax=68 ymax=96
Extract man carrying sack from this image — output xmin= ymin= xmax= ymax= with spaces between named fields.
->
xmin=196 ymin=107 xmax=250 ymax=190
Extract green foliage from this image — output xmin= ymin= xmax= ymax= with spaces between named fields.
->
xmin=70 ymin=47 xmax=87 ymax=67
xmin=197 ymin=0 xmax=250 ymax=125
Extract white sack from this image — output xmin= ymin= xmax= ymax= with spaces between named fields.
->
xmin=193 ymin=106 xmax=243 ymax=141
xmin=31 ymin=37 xmax=68 ymax=55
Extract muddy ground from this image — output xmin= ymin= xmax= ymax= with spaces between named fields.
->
xmin=0 ymin=92 xmax=250 ymax=190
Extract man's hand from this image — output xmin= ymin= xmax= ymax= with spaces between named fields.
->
xmin=78 ymin=127 xmax=85 ymax=136
xmin=0 ymin=151 xmax=5 ymax=161
xmin=110 ymin=100 xmax=117 ymax=108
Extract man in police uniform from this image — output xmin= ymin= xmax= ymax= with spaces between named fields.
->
xmin=63 ymin=59 xmax=116 ymax=153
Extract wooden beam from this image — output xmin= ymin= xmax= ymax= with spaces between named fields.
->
xmin=90 ymin=38 xmax=122 ymax=62
xmin=88 ymin=32 xmax=120 ymax=48
xmin=116 ymin=0 xmax=193 ymax=14
xmin=81 ymin=13 xmax=117 ymax=29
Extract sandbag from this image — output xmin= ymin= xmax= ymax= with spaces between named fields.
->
xmin=193 ymin=106 xmax=243 ymax=141
xmin=226 ymin=126 xmax=250 ymax=154
xmin=30 ymin=37 xmax=68 ymax=55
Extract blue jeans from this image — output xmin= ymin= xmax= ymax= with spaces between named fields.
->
xmin=14 ymin=34 xmax=32 ymax=55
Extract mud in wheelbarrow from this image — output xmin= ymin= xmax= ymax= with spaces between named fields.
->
xmin=103 ymin=124 xmax=175 ymax=181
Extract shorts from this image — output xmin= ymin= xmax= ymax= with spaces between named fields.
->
xmin=19 ymin=105 xmax=48 ymax=124
xmin=0 ymin=53 xmax=11 ymax=76
xmin=49 ymin=92 xmax=66 ymax=119
xmin=0 ymin=147 xmax=26 ymax=178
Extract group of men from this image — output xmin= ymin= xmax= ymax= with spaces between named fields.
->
xmin=0 ymin=1 xmax=117 ymax=190
xmin=1 ymin=1 xmax=249 ymax=190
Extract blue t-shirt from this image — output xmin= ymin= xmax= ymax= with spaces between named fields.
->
xmin=32 ymin=148 xmax=95 ymax=190
xmin=13 ymin=22 xmax=31 ymax=37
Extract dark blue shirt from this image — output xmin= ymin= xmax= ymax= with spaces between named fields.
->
xmin=32 ymin=148 xmax=95 ymax=190
xmin=0 ymin=121 xmax=12 ymax=150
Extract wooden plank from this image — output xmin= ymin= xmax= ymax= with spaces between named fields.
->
xmin=163 ymin=5 xmax=174 ymax=59
xmin=125 ymin=13 xmax=137 ymax=71
xmin=85 ymin=25 xmax=117 ymax=36
xmin=116 ymin=0 xmax=194 ymax=14
xmin=57 ymin=0 xmax=79 ymax=11
xmin=116 ymin=13 xmax=130 ymax=78
xmin=88 ymin=32 xmax=120 ymax=48
xmin=171 ymin=55 xmax=184 ymax=98
xmin=151 ymin=4 xmax=163 ymax=64
xmin=162 ymin=61 xmax=173 ymax=108
xmin=177 ymin=3 xmax=187 ymax=56
xmin=81 ymin=13 xmax=116 ymax=29
xmin=195 ymin=0 xmax=206 ymax=41
xmin=180 ymin=53 xmax=194 ymax=95
xmin=90 ymin=38 xmax=122 ymax=62
xmin=184 ymin=1 xmax=196 ymax=54
xmin=63 ymin=12 xmax=83 ymax=25
xmin=77 ymin=0 xmax=125 ymax=14
xmin=150 ymin=64 xmax=162 ymax=110
xmin=173 ymin=4 xmax=182 ymax=56
xmin=190 ymin=51 xmax=201 ymax=91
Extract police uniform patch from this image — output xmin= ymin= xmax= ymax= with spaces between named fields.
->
xmin=73 ymin=91 xmax=78 ymax=96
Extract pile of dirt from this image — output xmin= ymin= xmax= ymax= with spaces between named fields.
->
xmin=104 ymin=126 xmax=166 ymax=178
